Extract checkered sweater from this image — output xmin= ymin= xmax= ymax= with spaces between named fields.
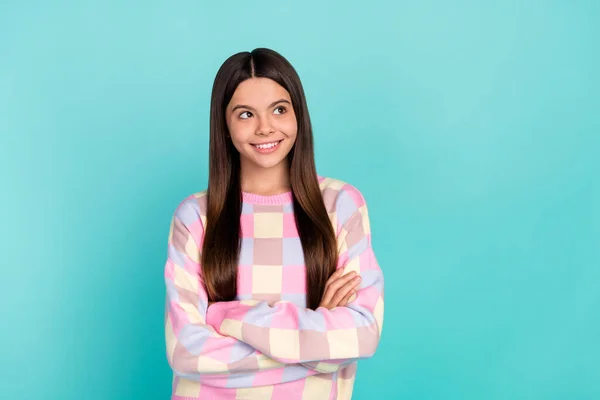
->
xmin=164 ymin=176 xmax=384 ymax=399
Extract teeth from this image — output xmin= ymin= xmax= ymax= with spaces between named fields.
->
xmin=254 ymin=141 xmax=280 ymax=149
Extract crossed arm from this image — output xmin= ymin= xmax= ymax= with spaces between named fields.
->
xmin=165 ymin=193 xmax=384 ymax=386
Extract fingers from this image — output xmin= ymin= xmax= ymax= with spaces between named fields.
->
xmin=324 ymin=268 xmax=344 ymax=291
xmin=339 ymin=287 xmax=356 ymax=306
xmin=321 ymin=270 xmax=357 ymax=306
xmin=321 ymin=268 xmax=346 ymax=306
xmin=329 ymin=275 xmax=361 ymax=307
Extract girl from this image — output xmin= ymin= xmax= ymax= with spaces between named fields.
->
xmin=164 ymin=48 xmax=384 ymax=400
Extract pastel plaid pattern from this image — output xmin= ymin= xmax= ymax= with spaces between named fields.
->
xmin=164 ymin=176 xmax=384 ymax=399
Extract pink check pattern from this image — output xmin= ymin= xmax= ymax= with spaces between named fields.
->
xmin=164 ymin=176 xmax=384 ymax=399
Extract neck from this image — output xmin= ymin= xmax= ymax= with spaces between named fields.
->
xmin=240 ymin=159 xmax=291 ymax=196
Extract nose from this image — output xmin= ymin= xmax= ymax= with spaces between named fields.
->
xmin=256 ymin=115 xmax=275 ymax=136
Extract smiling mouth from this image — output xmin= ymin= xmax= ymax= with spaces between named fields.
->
xmin=251 ymin=139 xmax=283 ymax=152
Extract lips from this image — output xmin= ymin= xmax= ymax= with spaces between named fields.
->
xmin=251 ymin=139 xmax=283 ymax=153
xmin=252 ymin=139 xmax=282 ymax=148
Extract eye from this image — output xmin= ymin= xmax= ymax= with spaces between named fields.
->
xmin=239 ymin=111 xmax=252 ymax=119
xmin=273 ymin=106 xmax=287 ymax=115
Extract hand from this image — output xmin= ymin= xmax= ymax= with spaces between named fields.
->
xmin=318 ymin=268 xmax=362 ymax=310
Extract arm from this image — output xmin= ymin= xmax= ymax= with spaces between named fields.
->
xmin=165 ymin=196 xmax=318 ymax=387
xmin=206 ymin=189 xmax=384 ymax=374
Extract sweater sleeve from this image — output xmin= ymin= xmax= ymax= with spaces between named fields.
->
xmin=164 ymin=196 xmax=318 ymax=387
xmin=206 ymin=188 xmax=384 ymax=372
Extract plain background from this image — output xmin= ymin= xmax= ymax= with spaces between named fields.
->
xmin=1 ymin=1 xmax=598 ymax=399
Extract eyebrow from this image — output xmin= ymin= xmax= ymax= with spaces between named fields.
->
xmin=230 ymin=99 xmax=291 ymax=113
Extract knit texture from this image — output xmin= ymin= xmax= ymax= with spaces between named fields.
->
xmin=164 ymin=176 xmax=384 ymax=399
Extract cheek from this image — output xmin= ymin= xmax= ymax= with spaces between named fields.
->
xmin=228 ymin=120 xmax=255 ymax=144
xmin=280 ymin=118 xmax=298 ymax=139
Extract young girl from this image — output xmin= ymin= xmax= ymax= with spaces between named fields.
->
xmin=164 ymin=48 xmax=384 ymax=399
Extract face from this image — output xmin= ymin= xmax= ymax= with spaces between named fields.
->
xmin=225 ymin=77 xmax=298 ymax=171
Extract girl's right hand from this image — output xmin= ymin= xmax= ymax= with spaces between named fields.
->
xmin=318 ymin=268 xmax=362 ymax=310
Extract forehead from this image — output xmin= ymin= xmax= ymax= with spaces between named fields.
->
xmin=228 ymin=78 xmax=291 ymax=108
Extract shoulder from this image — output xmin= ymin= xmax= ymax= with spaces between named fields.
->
xmin=318 ymin=175 xmax=369 ymax=229
xmin=170 ymin=190 xmax=208 ymax=240
xmin=172 ymin=190 xmax=208 ymax=218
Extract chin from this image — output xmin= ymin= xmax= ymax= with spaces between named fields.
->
xmin=251 ymin=157 xmax=288 ymax=170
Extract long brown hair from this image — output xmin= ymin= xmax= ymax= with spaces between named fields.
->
xmin=201 ymin=48 xmax=337 ymax=310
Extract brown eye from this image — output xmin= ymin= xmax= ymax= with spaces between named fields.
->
xmin=274 ymin=106 xmax=286 ymax=115
xmin=239 ymin=111 xmax=252 ymax=119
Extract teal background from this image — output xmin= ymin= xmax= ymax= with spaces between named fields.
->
xmin=1 ymin=1 xmax=598 ymax=399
